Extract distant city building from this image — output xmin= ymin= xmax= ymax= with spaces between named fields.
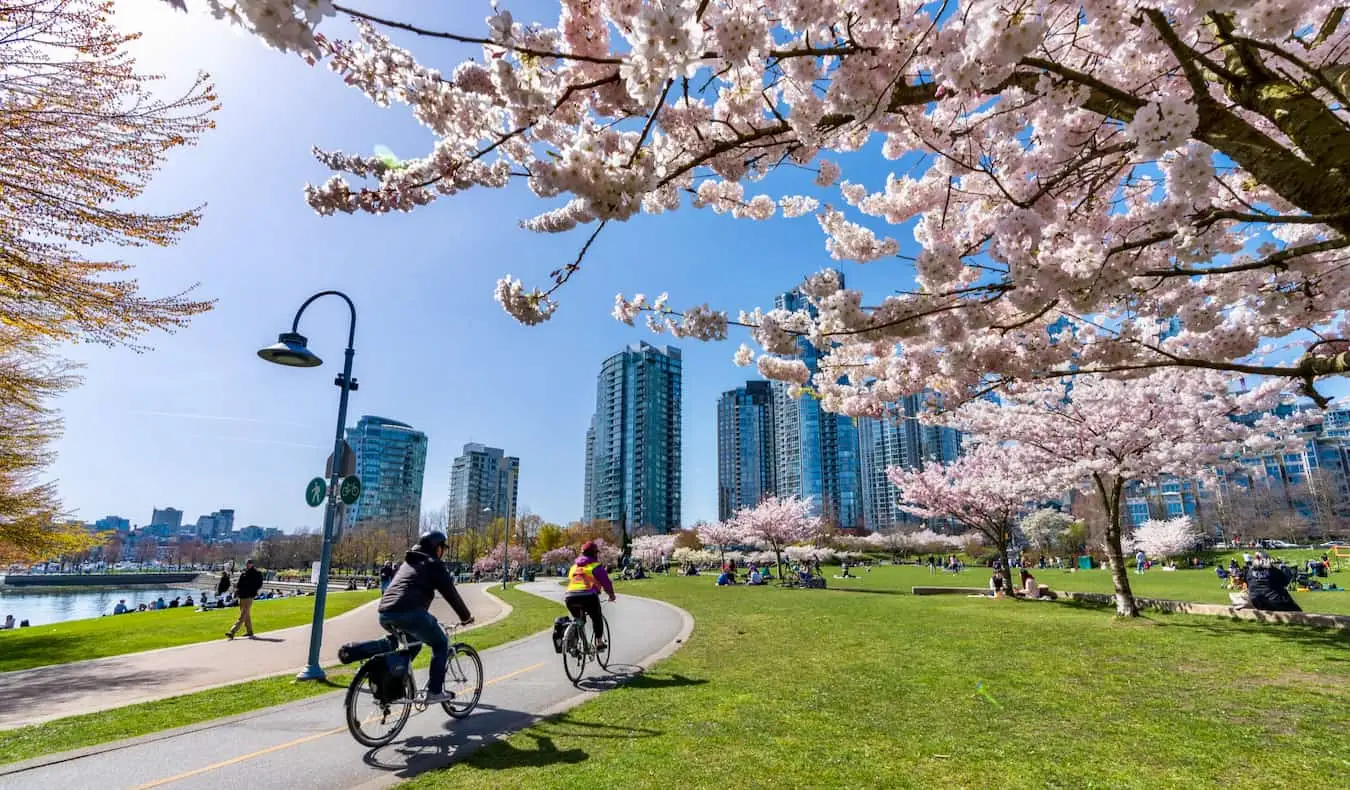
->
xmin=194 ymin=508 xmax=235 ymax=539
xmin=769 ymin=276 xmax=862 ymax=528
xmin=717 ymin=381 xmax=777 ymax=520
xmin=347 ymin=416 xmax=429 ymax=528
xmin=583 ymin=342 xmax=682 ymax=534
xmin=149 ymin=507 xmax=183 ymax=531
xmin=448 ymin=443 xmax=519 ymax=536
xmin=94 ymin=515 xmax=131 ymax=532
xmin=264 ymin=527 xmax=285 ymax=540
xmin=858 ymin=394 xmax=964 ymax=532
xmin=236 ymin=525 xmax=266 ymax=542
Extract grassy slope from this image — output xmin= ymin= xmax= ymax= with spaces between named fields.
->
xmin=408 ymin=575 xmax=1350 ymax=790
xmin=841 ymin=562 xmax=1350 ymax=614
xmin=0 ymin=586 xmax=562 ymax=764
xmin=0 ymin=590 xmax=381 ymax=673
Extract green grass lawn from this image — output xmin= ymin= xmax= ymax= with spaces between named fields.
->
xmin=831 ymin=561 xmax=1350 ymax=614
xmin=407 ymin=575 xmax=1350 ymax=790
xmin=0 ymin=585 xmax=559 ymax=764
xmin=0 ymin=590 xmax=380 ymax=673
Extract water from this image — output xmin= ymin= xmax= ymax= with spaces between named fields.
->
xmin=0 ymin=585 xmax=203 ymax=626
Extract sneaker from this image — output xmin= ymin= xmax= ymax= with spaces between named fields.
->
xmin=225 ymin=631 xmax=234 ymax=640
xmin=422 ymin=690 xmax=456 ymax=704
xmin=593 ymin=639 xmax=607 ymax=652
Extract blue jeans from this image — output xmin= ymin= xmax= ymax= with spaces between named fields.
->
xmin=378 ymin=609 xmax=448 ymax=693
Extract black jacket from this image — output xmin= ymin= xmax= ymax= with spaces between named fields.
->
xmin=378 ymin=549 xmax=471 ymax=620
xmin=1245 ymin=566 xmax=1301 ymax=612
xmin=235 ymin=567 xmax=264 ymax=599
xmin=216 ymin=572 xmax=231 ymax=595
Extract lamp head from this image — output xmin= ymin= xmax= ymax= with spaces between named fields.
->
xmin=257 ymin=331 xmax=322 ymax=367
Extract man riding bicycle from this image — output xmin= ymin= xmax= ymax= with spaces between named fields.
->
xmin=565 ymin=541 xmax=616 ymax=650
xmin=378 ymin=531 xmax=473 ymax=703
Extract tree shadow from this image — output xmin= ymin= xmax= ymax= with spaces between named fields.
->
xmin=1147 ymin=615 xmax=1350 ymax=650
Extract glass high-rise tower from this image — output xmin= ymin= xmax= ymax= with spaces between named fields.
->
xmin=347 ymin=415 xmax=428 ymax=529
xmin=717 ymin=381 xmax=777 ymax=520
xmin=448 ymin=443 xmax=519 ymax=536
xmin=770 ymin=276 xmax=863 ymax=529
xmin=858 ymin=394 xmax=963 ymax=532
xmin=583 ymin=342 xmax=682 ymax=534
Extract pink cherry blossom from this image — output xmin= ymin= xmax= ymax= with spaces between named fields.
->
xmin=729 ymin=495 xmax=825 ymax=576
xmin=171 ymin=1 xmax=1350 ymax=403
xmin=1129 ymin=517 xmax=1203 ymax=560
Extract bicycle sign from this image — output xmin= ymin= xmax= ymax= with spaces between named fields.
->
xmin=339 ymin=476 xmax=362 ymax=505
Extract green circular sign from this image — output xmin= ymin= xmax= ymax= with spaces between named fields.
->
xmin=339 ymin=476 xmax=362 ymax=505
xmin=305 ymin=477 xmax=326 ymax=508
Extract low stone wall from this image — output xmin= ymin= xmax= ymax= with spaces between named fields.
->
xmin=1059 ymin=591 xmax=1350 ymax=629
xmin=1 ymin=572 xmax=199 ymax=588
xmin=912 ymin=586 xmax=990 ymax=596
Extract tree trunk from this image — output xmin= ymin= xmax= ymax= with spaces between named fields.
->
xmin=1097 ymin=474 xmax=1139 ymax=617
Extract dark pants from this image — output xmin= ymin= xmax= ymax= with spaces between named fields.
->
xmin=564 ymin=594 xmax=604 ymax=642
xmin=379 ymin=609 xmax=448 ymax=693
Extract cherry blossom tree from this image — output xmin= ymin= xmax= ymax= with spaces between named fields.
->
xmin=474 ymin=543 xmax=529 ymax=576
xmin=865 ymin=530 xmax=914 ymax=563
xmin=696 ymin=520 xmax=743 ymax=564
xmin=540 ymin=546 xmax=575 ymax=570
xmin=730 ymin=495 xmax=823 ymax=578
xmin=631 ymin=533 xmax=675 ymax=566
xmin=1020 ymin=509 xmax=1075 ymax=554
xmin=951 ymin=370 xmax=1309 ymax=616
xmin=168 ymin=1 xmax=1350 ymax=409
xmin=888 ymin=444 xmax=1046 ymax=575
xmin=1129 ymin=516 xmax=1203 ymax=560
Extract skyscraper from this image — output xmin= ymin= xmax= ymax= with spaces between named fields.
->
xmin=858 ymin=394 xmax=963 ymax=532
xmin=770 ymin=276 xmax=863 ymax=529
xmin=448 ymin=443 xmax=520 ymax=536
xmin=347 ymin=415 xmax=428 ymax=529
xmin=583 ymin=342 xmax=682 ymax=534
xmin=149 ymin=507 xmax=183 ymax=531
xmin=717 ymin=381 xmax=777 ymax=520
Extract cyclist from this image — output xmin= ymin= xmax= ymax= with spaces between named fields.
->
xmin=565 ymin=541 xmax=616 ymax=650
xmin=378 ymin=531 xmax=474 ymax=703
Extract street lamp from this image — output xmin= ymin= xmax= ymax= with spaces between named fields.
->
xmin=502 ymin=465 xmax=516 ymax=590
xmin=257 ymin=290 xmax=357 ymax=682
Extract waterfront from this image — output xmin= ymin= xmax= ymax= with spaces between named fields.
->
xmin=0 ymin=585 xmax=201 ymax=626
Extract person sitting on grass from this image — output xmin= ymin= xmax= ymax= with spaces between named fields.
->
xmin=716 ymin=569 xmax=735 ymax=586
xmin=1246 ymin=552 xmax=1302 ymax=612
xmin=748 ymin=567 xmax=765 ymax=585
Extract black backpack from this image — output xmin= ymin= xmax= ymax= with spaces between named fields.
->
xmin=551 ymin=616 xmax=571 ymax=653
xmin=338 ymin=635 xmax=397 ymax=665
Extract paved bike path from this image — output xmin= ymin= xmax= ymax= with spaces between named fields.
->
xmin=0 ymin=584 xmax=508 ymax=731
xmin=0 ymin=582 xmax=692 ymax=790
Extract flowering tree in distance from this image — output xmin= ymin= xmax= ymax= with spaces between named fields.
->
xmin=631 ymin=534 xmax=676 ymax=566
xmin=168 ymin=1 xmax=1350 ymax=407
xmin=865 ymin=530 xmax=913 ymax=563
xmin=540 ymin=546 xmax=575 ymax=570
xmin=1130 ymin=517 xmax=1203 ymax=561
xmin=731 ymin=495 xmax=822 ymax=579
xmin=888 ymin=445 xmax=1045 ymax=576
xmin=696 ymin=520 xmax=743 ymax=565
xmin=953 ymin=370 xmax=1306 ymax=616
xmin=474 ymin=543 xmax=529 ymax=575
xmin=1020 ymin=509 xmax=1075 ymax=555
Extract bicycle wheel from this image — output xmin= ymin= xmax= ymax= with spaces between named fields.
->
xmin=561 ymin=621 xmax=587 ymax=684
xmin=345 ymin=661 xmax=414 ymax=748
xmin=595 ymin=614 xmax=613 ymax=669
xmin=441 ymin=643 xmax=484 ymax=719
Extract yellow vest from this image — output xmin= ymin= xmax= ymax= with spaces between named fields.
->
xmin=566 ymin=561 xmax=601 ymax=593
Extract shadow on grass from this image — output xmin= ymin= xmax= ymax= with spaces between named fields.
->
xmin=363 ymin=708 xmax=660 ymax=778
xmin=1148 ymin=615 xmax=1350 ymax=650
xmin=573 ymin=667 xmax=708 ymax=693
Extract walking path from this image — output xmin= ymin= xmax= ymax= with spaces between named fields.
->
xmin=0 ymin=585 xmax=509 ymax=731
xmin=0 ymin=582 xmax=693 ymax=790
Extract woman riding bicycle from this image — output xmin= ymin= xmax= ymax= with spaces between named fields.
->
xmin=565 ymin=541 xmax=616 ymax=650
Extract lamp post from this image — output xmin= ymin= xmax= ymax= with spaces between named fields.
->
xmin=257 ymin=290 xmax=357 ymax=682
xmin=501 ymin=464 xmax=516 ymax=590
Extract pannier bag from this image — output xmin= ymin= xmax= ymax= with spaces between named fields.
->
xmin=551 ymin=616 xmax=571 ymax=654
xmin=364 ymin=653 xmax=410 ymax=704
xmin=338 ymin=635 xmax=397 ymax=665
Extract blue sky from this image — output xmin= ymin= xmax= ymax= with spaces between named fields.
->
xmin=52 ymin=0 xmax=900 ymax=532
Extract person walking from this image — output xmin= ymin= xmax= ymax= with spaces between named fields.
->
xmin=226 ymin=559 xmax=264 ymax=640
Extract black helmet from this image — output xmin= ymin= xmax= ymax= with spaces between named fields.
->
xmin=416 ymin=531 xmax=448 ymax=553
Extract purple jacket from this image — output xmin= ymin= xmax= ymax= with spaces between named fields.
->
xmin=567 ymin=555 xmax=614 ymax=597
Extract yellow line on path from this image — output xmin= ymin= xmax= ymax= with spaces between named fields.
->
xmin=133 ymin=661 xmax=548 ymax=789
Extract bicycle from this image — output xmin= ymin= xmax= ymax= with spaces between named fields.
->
xmin=560 ymin=602 xmax=612 ymax=684
xmin=343 ymin=621 xmax=484 ymax=747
